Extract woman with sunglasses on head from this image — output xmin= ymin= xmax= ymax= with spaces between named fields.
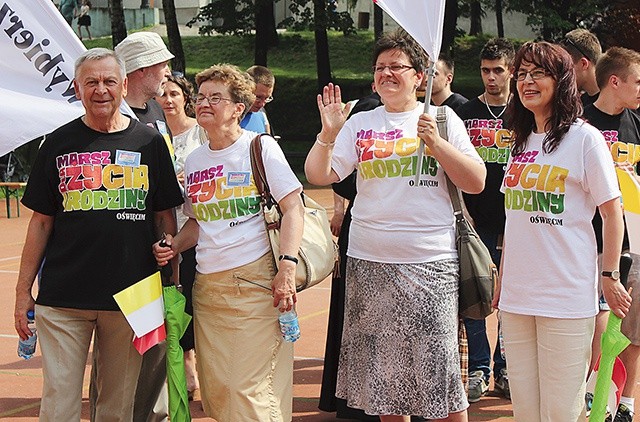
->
xmin=496 ymin=41 xmax=630 ymax=421
xmin=156 ymin=73 xmax=205 ymax=400
xmin=306 ymin=29 xmax=485 ymax=422
xmin=154 ymin=64 xmax=304 ymax=421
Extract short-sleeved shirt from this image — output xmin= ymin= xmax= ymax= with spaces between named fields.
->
xmin=499 ymin=121 xmax=620 ymax=318
xmin=240 ymin=111 xmax=268 ymax=133
xmin=456 ymin=97 xmax=512 ymax=234
xmin=331 ymin=103 xmax=483 ymax=264
xmin=22 ymin=117 xmax=184 ymax=310
xmin=183 ymin=130 xmax=301 ymax=273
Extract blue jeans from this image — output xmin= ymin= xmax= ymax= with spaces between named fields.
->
xmin=464 ymin=228 xmax=506 ymax=381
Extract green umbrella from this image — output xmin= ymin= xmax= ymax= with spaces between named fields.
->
xmin=163 ymin=284 xmax=192 ymax=422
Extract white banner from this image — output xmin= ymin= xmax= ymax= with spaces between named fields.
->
xmin=0 ymin=0 xmax=85 ymax=157
xmin=373 ymin=0 xmax=446 ymax=62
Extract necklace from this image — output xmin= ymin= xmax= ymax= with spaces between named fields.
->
xmin=483 ymin=92 xmax=507 ymax=120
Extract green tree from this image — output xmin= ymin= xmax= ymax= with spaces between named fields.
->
xmin=314 ymin=0 xmax=332 ymax=90
xmin=162 ymin=0 xmax=186 ymax=74
xmin=254 ymin=0 xmax=279 ymax=66
xmin=595 ymin=0 xmax=640 ymax=49
xmin=109 ymin=0 xmax=127 ymax=47
xmin=506 ymin=0 xmax=607 ymax=40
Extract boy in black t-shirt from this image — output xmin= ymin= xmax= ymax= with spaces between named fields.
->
xmin=583 ymin=47 xmax=640 ymax=422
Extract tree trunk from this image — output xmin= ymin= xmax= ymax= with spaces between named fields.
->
xmin=162 ymin=0 xmax=185 ymax=74
xmin=254 ymin=0 xmax=278 ymax=66
xmin=374 ymin=3 xmax=383 ymax=42
xmin=495 ymin=0 xmax=504 ymax=38
xmin=109 ymin=0 xmax=127 ymax=47
xmin=313 ymin=0 xmax=332 ymax=91
xmin=469 ymin=0 xmax=483 ymax=36
xmin=442 ymin=0 xmax=458 ymax=57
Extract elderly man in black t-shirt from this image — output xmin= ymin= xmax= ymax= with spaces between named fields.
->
xmin=13 ymin=48 xmax=183 ymax=421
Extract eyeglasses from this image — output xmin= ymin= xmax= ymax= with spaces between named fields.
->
xmin=256 ymin=95 xmax=273 ymax=103
xmin=515 ymin=69 xmax=550 ymax=81
xmin=171 ymin=70 xmax=184 ymax=77
xmin=372 ymin=64 xmax=415 ymax=74
xmin=562 ymin=37 xmax=594 ymax=63
xmin=195 ymin=94 xmax=235 ymax=105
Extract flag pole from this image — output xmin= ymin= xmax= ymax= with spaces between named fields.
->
xmin=414 ymin=60 xmax=436 ymax=187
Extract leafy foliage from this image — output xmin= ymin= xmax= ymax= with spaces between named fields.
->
xmin=505 ymin=0 xmax=608 ymax=40
xmin=279 ymin=0 xmax=356 ymax=35
xmin=186 ymin=0 xmax=254 ymax=36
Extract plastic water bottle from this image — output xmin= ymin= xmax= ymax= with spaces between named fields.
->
xmin=17 ymin=310 xmax=37 ymax=360
xmin=278 ymin=309 xmax=300 ymax=342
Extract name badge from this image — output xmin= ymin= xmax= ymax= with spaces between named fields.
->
xmin=115 ymin=150 xmax=141 ymax=167
xmin=156 ymin=121 xmax=169 ymax=135
xmin=227 ymin=171 xmax=251 ymax=186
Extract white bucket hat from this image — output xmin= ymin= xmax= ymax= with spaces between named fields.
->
xmin=115 ymin=32 xmax=175 ymax=74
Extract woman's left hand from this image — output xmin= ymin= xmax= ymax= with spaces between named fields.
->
xmin=417 ymin=113 xmax=441 ymax=149
xmin=272 ymin=260 xmax=297 ymax=312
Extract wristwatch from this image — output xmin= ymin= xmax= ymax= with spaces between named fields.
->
xmin=278 ymin=254 xmax=299 ymax=265
xmin=601 ymin=270 xmax=620 ymax=281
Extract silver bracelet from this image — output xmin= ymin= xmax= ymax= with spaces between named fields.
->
xmin=316 ymin=134 xmax=335 ymax=147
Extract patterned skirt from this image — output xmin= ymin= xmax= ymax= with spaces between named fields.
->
xmin=335 ymin=257 xmax=468 ymax=419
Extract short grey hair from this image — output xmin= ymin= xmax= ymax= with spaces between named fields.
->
xmin=75 ymin=48 xmax=126 ymax=79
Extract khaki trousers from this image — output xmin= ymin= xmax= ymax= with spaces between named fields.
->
xmin=193 ymin=253 xmax=294 ymax=422
xmin=36 ymin=305 xmax=142 ymax=422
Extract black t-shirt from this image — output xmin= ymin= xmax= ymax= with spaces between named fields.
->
xmin=442 ymin=92 xmax=469 ymax=113
xmin=456 ymin=97 xmax=512 ymax=233
xmin=581 ymin=92 xmax=599 ymax=109
xmin=583 ymin=105 xmax=640 ymax=253
xmin=22 ymin=117 xmax=184 ymax=310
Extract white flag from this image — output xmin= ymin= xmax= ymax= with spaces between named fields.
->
xmin=0 ymin=0 xmax=87 ymax=157
xmin=373 ymin=0 xmax=446 ymax=62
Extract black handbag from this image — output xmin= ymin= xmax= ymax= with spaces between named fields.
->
xmin=436 ymin=107 xmax=497 ymax=320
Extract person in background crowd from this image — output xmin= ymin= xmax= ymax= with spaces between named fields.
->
xmin=305 ymin=28 xmax=485 ymax=421
xmin=319 ymin=84 xmax=382 ymax=422
xmin=58 ymin=0 xmax=79 ymax=26
xmin=560 ymin=29 xmax=603 ymax=108
xmin=114 ymin=31 xmax=175 ymax=422
xmin=76 ymin=0 xmax=92 ymax=41
xmin=156 ymin=73 xmax=206 ymax=401
xmin=455 ymin=37 xmax=515 ymax=404
xmin=497 ymin=41 xmax=629 ymax=421
xmin=241 ymin=65 xmax=275 ymax=134
xmin=14 ymin=47 xmax=182 ymax=422
xmin=429 ymin=55 xmax=468 ymax=112
xmin=154 ymin=63 xmax=304 ymax=422
xmin=583 ymin=46 xmax=640 ymax=422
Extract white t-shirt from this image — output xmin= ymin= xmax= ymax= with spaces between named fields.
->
xmin=183 ymin=130 xmax=302 ymax=273
xmin=499 ymin=120 xmax=621 ymax=318
xmin=331 ymin=103 xmax=482 ymax=263
xmin=173 ymin=124 xmax=206 ymax=229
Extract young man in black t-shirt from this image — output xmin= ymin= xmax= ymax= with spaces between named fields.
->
xmin=583 ymin=47 xmax=640 ymax=422
xmin=560 ymin=29 xmax=603 ymax=108
xmin=455 ymin=37 xmax=515 ymax=403
xmin=428 ymin=55 xmax=468 ymax=112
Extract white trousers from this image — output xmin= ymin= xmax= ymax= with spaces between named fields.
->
xmin=501 ymin=311 xmax=594 ymax=422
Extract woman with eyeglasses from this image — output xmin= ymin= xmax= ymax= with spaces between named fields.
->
xmin=154 ymin=64 xmax=304 ymax=421
xmin=496 ymin=41 xmax=629 ymax=421
xmin=305 ymin=29 xmax=485 ymax=421
xmin=156 ymin=73 xmax=205 ymax=400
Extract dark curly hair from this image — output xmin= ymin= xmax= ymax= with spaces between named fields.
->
xmin=166 ymin=74 xmax=196 ymax=118
xmin=507 ymin=41 xmax=582 ymax=156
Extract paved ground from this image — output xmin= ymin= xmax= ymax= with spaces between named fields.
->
xmin=1 ymin=188 xmax=512 ymax=420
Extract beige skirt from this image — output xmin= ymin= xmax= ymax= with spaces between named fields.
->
xmin=193 ymin=253 xmax=294 ymax=422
